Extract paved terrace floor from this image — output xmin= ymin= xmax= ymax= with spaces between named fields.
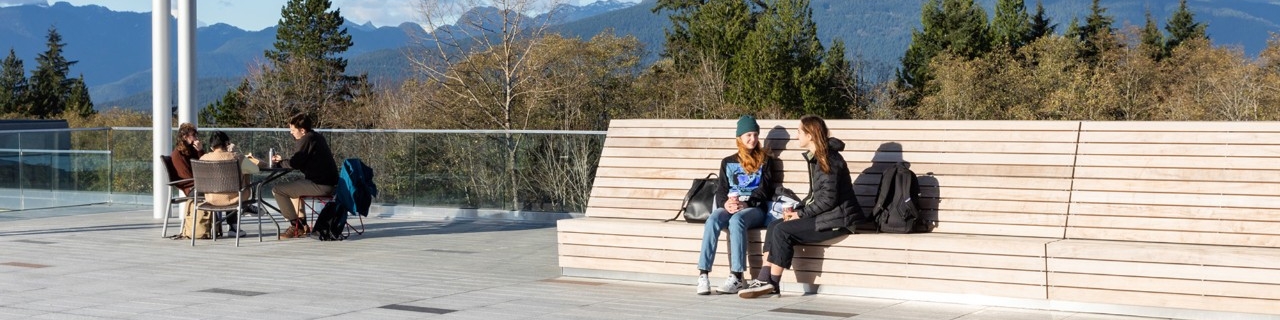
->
xmin=0 ymin=205 xmax=1161 ymax=320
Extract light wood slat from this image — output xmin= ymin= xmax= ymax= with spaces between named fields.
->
xmin=797 ymin=248 xmax=1045 ymax=271
xmin=591 ymin=178 xmax=1064 ymax=202
xmin=1047 ymin=259 xmax=1280 ymax=286
xmin=1080 ymin=131 xmax=1280 ymax=144
xmin=597 ymin=157 xmax=721 ymax=169
xmin=586 ymin=197 xmax=687 ymax=211
xmin=1054 ymin=272 xmax=1280 ymax=304
xmin=606 ymin=138 xmax=1078 ymax=154
xmin=560 ymin=233 xmax=705 ymax=251
xmin=1069 ymin=203 xmax=1280 ymax=221
xmin=1077 ymin=143 xmax=1280 ymax=157
xmin=819 ymin=273 xmax=1048 ymax=299
xmin=1071 ymin=190 xmax=1280 ymax=209
xmin=610 ymin=127 xmax=1080 ymax=143
xmin=589 ymin=187 xmax=689 ymax=200
xmin=1064 ymin=227 xmax=1280 ymax=247
xmin=1073 ymin=167 xmax=1280 ymax=183
xmin=850 ymin=163 xmax=1074 ymax=178
xmin=589 ymin=186 xmax=816 ymax=204
xmin=583 ymin=207 xmax=686 ymax=220
xmin=1048 ymin=240 xmax=1280 ymax=269
xmin=558 ymin=218 xmax=703 ymax=239
xmin=1076 ymin=175 xmax=1280 ymax=196
xmin=933 ymin=198 xmax=1068 ymax=215
xmin=927 ymin=222 xmax=1065 ymax=238
xmin=838 ymin=152 xmax=1078 ymax=166
xmin=611 ymin=119 xmax=1081 ymax=131
xmin=811 ymin=259 xmax=1045 ymax=285
xmin=1079 ymin=121 xmax=1280 ymax=132
xmin=1076 ymin=155 xmax=1280 ymax=170
xmin=601 ymin=149 xmax=1079 ymax=167
xmin=936 ymin=211 xmax=1067 ymax=227
xmin=1048 ymin=287 xmax=1279 ymax=315
xmin=1066 ymin=215 xmax=1280 ymax=235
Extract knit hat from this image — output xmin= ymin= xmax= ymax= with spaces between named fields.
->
xmin=735 ymin=115 xmax=760 ymax=137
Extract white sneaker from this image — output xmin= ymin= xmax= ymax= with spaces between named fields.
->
xmin=738 ymin=280 xmax=777 ymax=299
xmin=696 ymin=274 xmax=710 ymax=295
xmin=715 ymin=276 xmax=744 ymax=294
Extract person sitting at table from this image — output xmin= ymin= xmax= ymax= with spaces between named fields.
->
xmin=198 ymin=131 xmax=260 ymax=238
xmin=170 ymin=122 xmax=206 ymax=239
xmin=270 ymin=113 xmax=339 ymax=239
xmin=170 ymin=122 xmax=203 ymax=197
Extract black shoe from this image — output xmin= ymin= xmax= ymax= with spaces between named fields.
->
xmin=738 ymin=280 xmax=777 ymax=299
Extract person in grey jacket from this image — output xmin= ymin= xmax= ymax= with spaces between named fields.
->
xmin=739 ymin=115 xmax=862 ymax=298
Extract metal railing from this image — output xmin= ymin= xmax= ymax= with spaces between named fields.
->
xmin=0 ymin=127 xmax=605 ymax=212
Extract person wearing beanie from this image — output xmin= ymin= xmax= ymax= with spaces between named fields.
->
xmin=695 ymin=115 xmax=785 ymax=295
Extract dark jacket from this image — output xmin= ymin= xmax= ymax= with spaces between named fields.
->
xmin=716 ymin=153 xmax=780 ymax=209
xmin=797 ymin=137 xmax=862 ymax=231
xmin=170 ymin=143 xmax=204 ymax=195
xmin=283 ymin=131 xmax=339 ymax=186
xmin=335 ymin=158 xmax=378 ymax=217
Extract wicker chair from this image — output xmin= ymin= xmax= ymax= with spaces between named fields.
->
xmin=191 ymin=159 xmax=280 ymax=247
xmin=160 ymin=155 xmax=196 ymax=238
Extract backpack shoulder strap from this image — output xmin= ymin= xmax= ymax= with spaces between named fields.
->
xmin=665 ymin=173 xmax=717 ymax=223
xmin=874 ymin=164 xmax=898 ymax=211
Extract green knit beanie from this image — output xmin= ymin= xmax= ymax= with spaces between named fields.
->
xmin=735 ymin=115 xmax=759 ymax=137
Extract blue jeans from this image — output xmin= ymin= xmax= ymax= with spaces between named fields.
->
xmin=697 ymin=206 xmax=778 ymax=273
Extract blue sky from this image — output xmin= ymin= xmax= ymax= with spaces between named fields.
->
xmin=0 ymin=0 xmax=636 ymax=31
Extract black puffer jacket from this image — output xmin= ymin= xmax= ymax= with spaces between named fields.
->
xmin=797 ymin=137 xmax=862 ymax=231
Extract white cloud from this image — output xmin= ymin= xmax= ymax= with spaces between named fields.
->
xmin=0 ymin=0 xmax=46 ymax=7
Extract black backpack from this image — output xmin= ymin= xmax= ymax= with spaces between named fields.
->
xmin=314 ymin=202 xmax=348 ymax=241
xmin=872 ymin=162 xmax=921 ymax=233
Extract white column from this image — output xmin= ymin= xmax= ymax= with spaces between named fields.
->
xmin=152 ymin=0 xmax=172 ymax=220
xmin=177 ymin=0 xmax=196 ymax=126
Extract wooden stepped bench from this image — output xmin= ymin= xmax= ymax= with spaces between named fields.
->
xmin=1048 ymin=122 xmax=1280 ymax=317
xmin=559 ymin=120 xmax=1078 ymax=300
xmin=558 ymin=119 xmax=1280 ymax=319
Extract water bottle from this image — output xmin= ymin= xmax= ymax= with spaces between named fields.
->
xmin=267 ymin=148 xmax=274 ymax=168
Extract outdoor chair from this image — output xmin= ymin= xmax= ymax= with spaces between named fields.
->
xmin=159 ymin=155 xmax=196 ymax=238
xmin=190 ymin=159 xmax=279 ymax=247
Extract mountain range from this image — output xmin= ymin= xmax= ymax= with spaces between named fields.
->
xmin=0 ymin=0 xmax=1276 ymax=111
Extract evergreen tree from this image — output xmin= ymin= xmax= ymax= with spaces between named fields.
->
xmin=64 ymin=74 xmax=94 ymax=117
xmin=1165 ymin=0 xmax=1206 ymax=51
xmin=1026 ymin=0 xmax=1055 ymax=42
xmin=1064 ymin=17 xmax=1082 ymax=41
xmin=255 ymin=0 xmax=359 ymax=122
xmin=27 ymin=26 xmax=76 ymax=118
xmin=200 ymin=79 xmax=249 ymax=127
xmin=899 ymin=0 xmax=989 ymax=90
xmin=1140 ymin=11 xmax=1166 ymax=61
xmin=1074 ymin=0 xmax=1116 ymax=62
xmin=0 ymin=48 xmax=26 ymax=114
xmin=654 ymin=0 xmax=756 ymax=72
xmin=991 ymin=0 xmax=1031 ymax=50
xmin=265 ymin=0 xmax=352 ymax=75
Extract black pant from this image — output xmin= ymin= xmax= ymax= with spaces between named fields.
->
xmin=763 ymin=216 xmax=850 ymax=269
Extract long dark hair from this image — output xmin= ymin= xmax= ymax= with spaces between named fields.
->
xmin=800 ymin=115 xmax=831 ymax=174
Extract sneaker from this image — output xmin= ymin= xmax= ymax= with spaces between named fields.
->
xmin=715 ymin=276 xmax=744 ymax=294
xmin=696 ymin=274 xmax=711 ymax=295
xmin=738 ymin=280 xmax=777 ymax=299
xmin=228 ymin=228 xmax=246 ymax=238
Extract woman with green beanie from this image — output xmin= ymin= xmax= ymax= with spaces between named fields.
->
xmin=696 ymin=115 xmax=783 ymax=295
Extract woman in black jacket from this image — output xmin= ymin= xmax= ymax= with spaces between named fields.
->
xmin=739 ymin=115 xmax=862 ymax=298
